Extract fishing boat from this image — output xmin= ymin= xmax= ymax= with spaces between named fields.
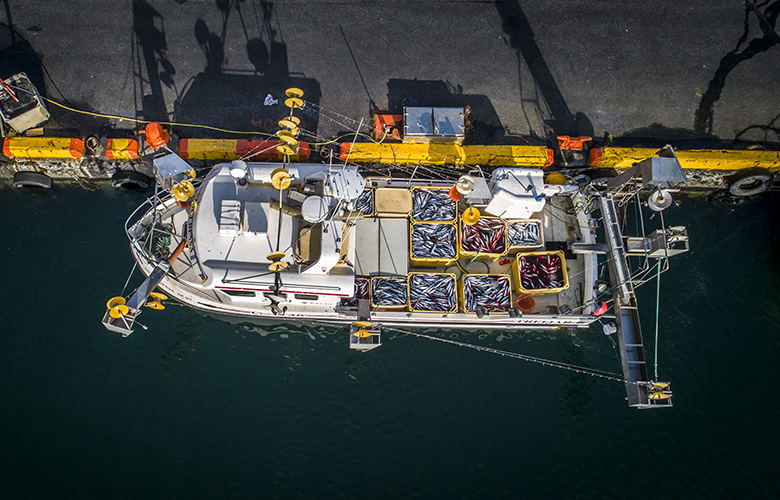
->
xmin=102 ymin=91 xmax=690 ymax=408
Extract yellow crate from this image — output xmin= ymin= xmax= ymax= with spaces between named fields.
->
xmin=511 ymin=250 xmax=569 ymax=295
xmin=410 ymin=186 xmax=457 ymax=223
xmin=370 ymin=276 xmax=408 ymax=310
xmin=505 ymin=219 xmax=544 ymax=253
xmin=407 ymin=272 xmax=457 ymax=313
xmin=409 ymin=221 xmax=458 ymax=267
xmin=458 ymin=217 xmax=507 ymax=262
xmin=458 ymin=274 xmax=512 ymax=313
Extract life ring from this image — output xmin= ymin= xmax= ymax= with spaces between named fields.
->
xmin=112 ymin=170 xmax=152 ymax=191
xmin=727 ymin=167 xmax=774 ymax=197
xmin=13 ymin=171 xmax=52 ymax=189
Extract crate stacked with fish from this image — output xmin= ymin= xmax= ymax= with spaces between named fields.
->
xmin=511 ymin=250 xmax=569 ymax=295
xmin=505 ymin=219 xmax=543 ymax=253
xmin=459 ymin=274 xmax=512 ymax=313
xmin=408 ymin=272 xmax=457 ymax=313
xmin=341 ymin=277 xmax=369 ymax=308
xmin=370 ymin=276 xmax=409 ymax=310
xmin=355 ymin=189 xmax=374 ymax=216
xmin=409 ymin=187 xmax=458 ymax=267
xmin=458 ymin=217 xmax=507 ymax=261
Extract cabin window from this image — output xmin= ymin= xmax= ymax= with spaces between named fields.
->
xmin=294 ymin=293 xmax=319 ymax=301
xmin=222 ymin=289 xmax=256 ymax=297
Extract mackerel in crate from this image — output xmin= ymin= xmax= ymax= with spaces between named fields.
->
xmin=370 ymin=276 xmax=408 ymax=310
xmin=355 ymin=189 xmax=374 ymax=216
xmin=411 ymin=187 xmax=457 ymax=222
xmin=341 ymin=277 xmax=369 ymax=308
xmin=459 ymin=217 xmax=507 ymax=261
xmin=512 ymin=250 xmax=569 ymax=295
xmin=408 ymin=273 xmax=457 ymax=313
xmin=506 ymin=219 xmax=543 ymax=252
xmin=410 ymin=222 xmax=457 ymax=267
xmin=460 ymin=274 xmax=511 ymax=313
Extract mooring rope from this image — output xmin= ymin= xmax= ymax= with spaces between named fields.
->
xmin=386 ymin=328 xmax=629 ymax=384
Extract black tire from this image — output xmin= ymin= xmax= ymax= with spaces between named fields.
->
xmin=727 ymin=167 xmax=774 ymax=197
xmin=13 ymin=171 xmax=52 ymax=189
xmin=112 ymin=171 xmax=152 ymax=191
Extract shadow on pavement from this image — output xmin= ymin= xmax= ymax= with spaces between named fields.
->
xmin=694 ymin=0 xmax=780 ymax=135
xmin=495 ymin=0 xmax=589 ymax=137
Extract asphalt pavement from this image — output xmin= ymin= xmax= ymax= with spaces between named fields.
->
xmin=1 ymin=0 xmax=778 ymax=148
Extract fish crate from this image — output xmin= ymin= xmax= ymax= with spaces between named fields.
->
xmin=409 ymin=221 xmax=458 ymax=267
xmin=410 ymin=186 xmax=457 ymax=223
xmin=459 ymin=274 xmax=512 ymax=313
xmin=458 ymin=217 xmax=507 ymax=262
xmin=370 ymin=276 xmax=409 ymax=310
xmin=341 ymin=277 xmax=369 ymax=308
xmin=408 ymin=272 xmax=457 ymax=313
xmin=511 ymin=250 xmax=569 ymax=295
xmin=505 ymin=219 xmax=544 ymax=253
xmin=354 ymin=189 xmax=374 ymax=217
xmin=375 ymin=187 xmax=411 ymax=217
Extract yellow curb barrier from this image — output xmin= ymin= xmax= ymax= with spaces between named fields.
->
xmin=339 ymin=143 xmax=553 ymax=167
xmin=105 ymin=138 xmax=139 ymax=160
xmin=3 ymin=137 xmax=84 ymax=159
xmin=591 ymin=147 xmax=780 ymax=171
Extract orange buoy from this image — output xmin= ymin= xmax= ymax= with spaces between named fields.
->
xmin=448 ymin=184 xmax=461 ymax=202
xmin=144 ymin=122 xmax=170 ymax=149
xmin=516 ymin=294 xmax=536 ymax=314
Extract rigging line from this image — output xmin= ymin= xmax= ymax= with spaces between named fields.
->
xmin=120 ymin=261 xmax=139 ymax=297
xmin=654 ymin=256 xmax=664 ymax=381
xmin=392 ymin=329 xmax=628 ymax=383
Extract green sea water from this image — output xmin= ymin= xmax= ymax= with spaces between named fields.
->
xmin=0 ymin=183 xmax=778 ymax=499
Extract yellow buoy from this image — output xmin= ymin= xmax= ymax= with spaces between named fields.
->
xmin=354 ymin=329 xmax=371 ymax=338
xmin=462 ymin=207 xmax=481 ymax=226
xmin=649 ymin=391 xmax=672 ymax=400
xmin=284 ymin=97 xmax=304 ymax=109
xmin=107 ymin=296 xmax=126 ymax=309
xmin=276 ymin=144 xmax=296 ymax=156
xmin=173 ymin=180 xmax=195 ymax=201
xmin=275 ymin=131 xmax=299 ymax=147
xmin=149 ymin=292 xmax=168 ymax=301
xmin=651 ymin=381 xmax=670 ymax=390
xmin=285 ymin=87 xmax=304 ymax=98
xmin=145 ymin=300 xmax=165 ymax=310
xmin=179 ymin=180 xmax=195 ymax=197
xmin=278 ymin=119 xmax=299 ymax=132
xmin=109 ymin=304 xmax=130 ymax=318
xmin=545 ymin=172 xmax=567 ymax=185
xmin=271 ymin=168 xmax=292 ymax=190
xmin=353 ymin=321 xmax=372 ymax=328
xmin=186 ymin=169 xmax=197 ymax=179
xmin=268 ymin=261 xmax=289 ymax=272
xmin=267 ymin=251 xmax=286 ymax=261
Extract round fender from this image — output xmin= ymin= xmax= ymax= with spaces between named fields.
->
xmin=727 ymin=167 xmax=773 ymax=197
xmin=112 ymin=171 xmax=152 ymax=191
xmin=13 ymin=171 xmax=52 ymax=189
